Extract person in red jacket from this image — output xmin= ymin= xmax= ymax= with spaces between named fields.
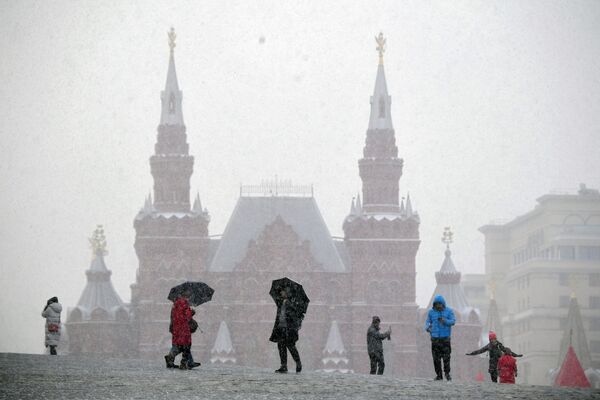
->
xmin=164 ymin=294 xmax=196 ymax=370
xmin=497 ymin=347 xmax=518 ymax=384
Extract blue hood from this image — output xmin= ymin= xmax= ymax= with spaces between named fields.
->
xmin=432 ymin=295 xmax=446 ymax=308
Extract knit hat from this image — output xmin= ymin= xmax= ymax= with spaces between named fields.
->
xmin=372 ymin=316 xmax=381 ymax=323
xmin=489 ymin=331 xmax=497 ymax=341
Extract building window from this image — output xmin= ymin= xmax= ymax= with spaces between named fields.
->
xmin=579 ymin=246 xmax=600 ymax=260
xmin=559 ymin=273 xmax=570 ymax=287
xmin=591 ymin=274 xmax=600 ymax=287
xmin=590 ymin=296 xmax=600 ymax=309
xmin=558 ymin=246 xmax=575 ymax=260
xmin=590 ymin=318 xmax=600 ymax=331
xmin=559 ymin=296 xmax=570 ymax=308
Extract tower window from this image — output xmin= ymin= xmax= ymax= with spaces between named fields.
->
xmin=169 ymin=93 xmax=176 ymax=114
xmin=378 ymin=96 xmax=386 ymax=118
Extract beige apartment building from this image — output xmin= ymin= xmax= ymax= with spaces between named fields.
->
xmin=479 ymin=184 xmax=600 ymax=385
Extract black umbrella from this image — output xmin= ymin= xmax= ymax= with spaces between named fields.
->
xmin=269 ymin=277 xmax=310 ymax=316
xmin=168 ymin=281 xmax=214 ymax=307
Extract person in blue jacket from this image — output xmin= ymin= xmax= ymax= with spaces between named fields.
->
xmin=424 ymin=295 xmax=456 ymax=381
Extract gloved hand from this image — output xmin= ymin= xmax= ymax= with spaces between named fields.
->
xmin=438 ymin=317 xmax=445 ymax=325
xmin=426 ymin=326 xmax=432 ymax=333
xmin=465 ymin=352 xmax=472 ymax=356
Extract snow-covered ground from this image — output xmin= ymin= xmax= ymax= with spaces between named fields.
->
xmin=0 ymin=353 xmax=597 ymax=399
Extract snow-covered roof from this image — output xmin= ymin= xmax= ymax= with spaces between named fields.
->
xmin=71 ymin=252 xmax=125 ymax=321
xmin=209 ymin=196 xmax=346 ymax=273
xmin=428 ymin=247 xmax=479 ymax=322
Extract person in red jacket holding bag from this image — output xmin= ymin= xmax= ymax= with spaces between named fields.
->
xmin=164 ymin=293 xmax=198 ymax=370
xmin=497 ymin=347 xmax=518 ymax=384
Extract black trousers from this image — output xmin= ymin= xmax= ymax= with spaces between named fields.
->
xmin=369 ymin=351 xmax=385 ymax=375
xmin=431 ymin=338 xmax=451 ymax=377
xmin=277 ymin=340 xmax=300 ymax=367
xmin=49 ymin=345 xmax=57 ymax=355
xmin=169 ymin=345 xmax=192 ymax=366
xmin=490 ymin=369 xmax=498 ymax=382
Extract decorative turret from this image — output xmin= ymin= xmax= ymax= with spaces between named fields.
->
xmin=483 ymin=281 xmax=503 ymax=343
xmin=429 ymin=228 xmax=479 ymax=321
xmin=557 ymin=294 xmax=591 ymax=370
xmin=70 ymin=226 xmax=126 ymax=320
xmin=319 ymin=321 xmax=352 ymax=373
xmin=210 ymin=321 xmax=236 ymax=365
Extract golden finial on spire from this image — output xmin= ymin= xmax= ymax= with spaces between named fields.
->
xmin=375 ymin=32 xmax=386 ymax=65
xmin=168 ymin=27 xmax=176 ymax=54
xmin=89 ymin=225 xmax=108 ymax=256
xmin=441 ymin=226 xmax=453 ymax=249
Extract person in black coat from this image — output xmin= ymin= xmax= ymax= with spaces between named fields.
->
xmin=269 ymin=289 xmax=302 ymax=373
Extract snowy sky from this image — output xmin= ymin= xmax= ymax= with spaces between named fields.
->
xmin=1 ymin=1 xmax=599 ymax=354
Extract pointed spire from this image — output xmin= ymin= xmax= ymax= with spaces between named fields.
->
xmin=356 ymin=193 xmax=362 ymax=215
xmin=349 ymin=197 xmax=357 ymax=216
xmin=320 ymin=321 xmax=351 ymax=373
xmin=368 ymin=33 xmax=393 ymax=131
xmin=160 ymin=27 xmax=184 ymax=126
xmin=192 ymin=192 xmax=203 ymax=214
xmin=400 ymin=197 xmax=406 ymax=215
xmin=554 ymin=346 xmax=591 ymax=387
xmin=323 ymin=320 xmax=346 ymax=355
xmin=210 ymin=321 xmax=236 ymax=364
xmin=557 ymin=295 xmax=591 ymax=370
xmin=484 ymin=298 xmax=503 ymax=342
xmin=405 ymin=192 xmax=413 ymax=217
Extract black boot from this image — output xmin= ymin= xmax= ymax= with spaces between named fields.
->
xmin=275 ymin=366 xmax=288 ymax=373
xmin=445 ymin=373 xmax=452 ymax=381
xmin=49 ymin=346 xmax=57 ymax=356
xmin=296 ymin=362 xmax=302 ymax=374
xmin=164 ymin=354 xmax=176 ymax=369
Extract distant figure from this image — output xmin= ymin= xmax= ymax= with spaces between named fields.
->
xmin=166 ymin=305 xmax=201 ymax=369
xmin=164 ymin=293 xmax=198 ymax=370
xmin=366 ymin=316 xmax=391 ymax=375
xmin=466 ymin=331 xmax=522 ymax=382
xmin=41 ymin=296 xmax=62 ymax=355
xmin=497 ymin=347 xmax=518 ymax=384
xmin=424 ymin=295 xmax=456 ymax=381
xmin=270 ymin=289 xmax=302 ymax=373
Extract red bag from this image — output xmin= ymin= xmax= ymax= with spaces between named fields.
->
xmin=48 ymin=323 xmax=60 ymax=332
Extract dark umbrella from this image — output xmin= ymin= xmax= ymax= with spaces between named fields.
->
xmin=269 ymin=277 xmax=310 ymax=315
xmin=168 ymin=281 xmax=214 ymax=307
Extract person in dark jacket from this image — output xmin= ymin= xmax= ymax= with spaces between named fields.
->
xmin=466 ymin=331 xmax=522 ymax=382
xmin=269 ymin=289 xmax=302 ymax=373
xmin=164 ymin=295 xmax=199 ymax=370
xmin=367 ymin=316 xmax=391 ymax=375
xmin=424 ymin=295 xmax=456 ymax=381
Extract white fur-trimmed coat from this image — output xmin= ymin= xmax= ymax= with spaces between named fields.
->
xmin=42 ymin=302 xmax=62 ymax=346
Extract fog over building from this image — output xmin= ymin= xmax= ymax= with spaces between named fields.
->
xmin=479 ymin=185 xmax=600 ymax=386
xmin=65 ymin=31 xmax=483 ymax=379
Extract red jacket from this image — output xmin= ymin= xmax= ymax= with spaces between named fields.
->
xmin=498 ymin=354 xmax=517 ymax=384
xmin=171 ymin=298 xmax=193 ymax=346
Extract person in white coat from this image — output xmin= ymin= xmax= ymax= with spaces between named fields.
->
xmin=42 ymin=296 xmax=62 ymax=355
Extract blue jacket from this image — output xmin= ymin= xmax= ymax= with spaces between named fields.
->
xmin=424 ymin=295 xmax=456 ymax=338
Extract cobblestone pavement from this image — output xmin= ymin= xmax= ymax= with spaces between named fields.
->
xmin=0 ymin=353 xmax=598 ymax=400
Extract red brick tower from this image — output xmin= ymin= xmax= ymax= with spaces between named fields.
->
xmin=343 ymin=33 xmax=420 ymax=376
xmin=130 ymin=28 xmax=211 ymax=359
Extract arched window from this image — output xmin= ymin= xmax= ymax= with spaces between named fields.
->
xmin=169 ymin=92 xmax=176 ymax=114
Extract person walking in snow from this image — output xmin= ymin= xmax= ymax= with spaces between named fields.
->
xmin=42 ymin=296 xmax=62 ymax=355
xmin=367 ymin=316 xmax=391 ymax=375
xmin=466 ymin=331 xmax=522 ymax=382
xmin=270 ymin=289 xmax=303 ymax=374
xmin=497 ymin=347 xmax=518 ymax=384
xmin=164 ymin=292 xmax=199 ymax=370
xmin=424 ymin=295 xmax=456 ymax=381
